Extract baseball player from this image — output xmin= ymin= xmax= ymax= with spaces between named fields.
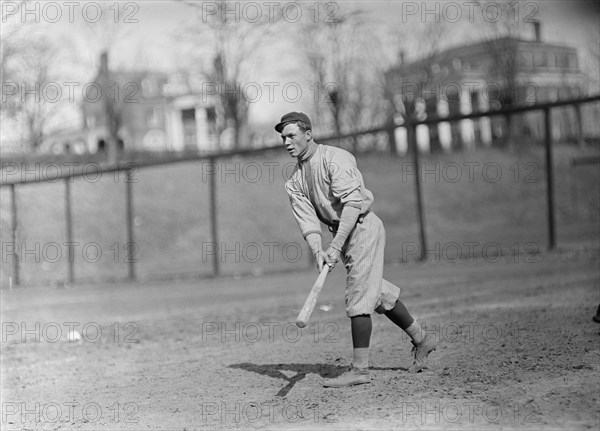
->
xmin=276 ymin=112 xmax=437 ymax=388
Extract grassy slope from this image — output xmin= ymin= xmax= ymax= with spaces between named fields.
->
xmin=0 ymin=144 xmax=598 ymax=287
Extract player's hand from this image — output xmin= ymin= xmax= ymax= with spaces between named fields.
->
xmin=314 ymin=250 xmax=333 ymax=273
xmin=324 ymin=246 xmax=341 ymax=271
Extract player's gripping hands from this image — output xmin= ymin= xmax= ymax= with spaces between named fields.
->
xmin=314 ymin=248 xmax=340 ymax=272
xmin=307 ymin=232 xmax=339 ymax=272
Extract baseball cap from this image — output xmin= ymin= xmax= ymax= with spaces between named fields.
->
xmin=274 ymin=112 xmax=312 ymax=133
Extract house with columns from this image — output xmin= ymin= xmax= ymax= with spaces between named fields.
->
xmin=385 ymin=23 xmax=586 ymax=153
xmin=81 ymin=52 xmax=221 ymax=155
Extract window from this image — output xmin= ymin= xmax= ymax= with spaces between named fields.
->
xmin=471 ymin=91 xmax=480 ymax=110
xmin=540 ymin=87 xmax=558 ymax=102
xmin=557 ymin=52 xmax=569 ymax=68
xmin=145 ymin=106 xmax=162 ymax=128
xmin=518 ymin=51 xmax=533 ymax=69
xmin=523 ymin=84 xmax=537 ymax=105
xmin=141 ymin=78 xmax=156 ymax=98
xmin=181 ymin=108 xmax=197 ymax=149
xmin=533 ymin=51 xmax=547 ymax=68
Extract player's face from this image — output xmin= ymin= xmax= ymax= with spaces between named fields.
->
xmin=281 ymin=123 xmax=310 ymax=158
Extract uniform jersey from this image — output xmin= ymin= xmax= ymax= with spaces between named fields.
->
xmin=284 ymin=142 xmax=400 ymax=317
xmin=284 ymin=143 xmax=373 ymax=238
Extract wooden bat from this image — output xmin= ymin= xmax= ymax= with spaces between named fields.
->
xmin=296 ymin=265 xmax=330 ymax=328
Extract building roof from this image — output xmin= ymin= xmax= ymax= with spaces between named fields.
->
xmin=90 ymin=66 xmax=210 ymax=101
xmin=389 ymin=36 xmax=578 ymax=76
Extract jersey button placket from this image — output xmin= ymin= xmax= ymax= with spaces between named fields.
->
xmin=304 ymin=161 xmax=316 ymax=203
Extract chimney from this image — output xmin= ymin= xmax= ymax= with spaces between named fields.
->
xmin=533 ymin=21 xmax=541 ymax=42
xmin=100 ymin=51 xmax=109 ymax=73
xmin=398 ymin=49 xmax=406 ymax=65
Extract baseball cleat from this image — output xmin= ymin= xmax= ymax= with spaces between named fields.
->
xmin=593 ymin=304 xmax=600 ymax=323
xmin=409 ymin=334 xmax=437 ymax=373
xmin=322 ymin=366 xmax=371 ymax=388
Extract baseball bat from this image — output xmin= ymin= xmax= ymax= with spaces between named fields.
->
xmin=296 ymin=265 xmax=330 ymax=328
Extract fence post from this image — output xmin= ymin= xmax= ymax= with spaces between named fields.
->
xmin=505 ymin=112 xmax=513 ymax=149
xmin=64 ymin=178 xmax=74 ymax=284
xmin=9 ymin=184 xmax=19 ymax=287
xmin=125 ymin=165 xmax=136 ymax=281
xmin=574 ymin=102 xmax=585 ymax=148
xmin=544 ymin=107 xmax=556 ymax=250
xmin=209 ymin=157 xmax=220 ymax=276
xmin=408 ymin=122 xmax=428 ymax=261
xmin=388 ymin=121 xmax=397 ymax=155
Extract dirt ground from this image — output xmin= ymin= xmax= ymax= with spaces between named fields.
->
xmin=1 ymin=249 xmax=599 ymax=430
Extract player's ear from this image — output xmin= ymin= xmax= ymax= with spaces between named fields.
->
xmin=305 ymin=129 xmax=312 ymax=140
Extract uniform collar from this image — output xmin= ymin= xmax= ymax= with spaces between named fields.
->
xmin=298 ymin=141 xmax=318 ymax=163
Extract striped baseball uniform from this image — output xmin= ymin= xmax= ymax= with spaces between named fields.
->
xmin=285 ymin=142 xmax=400 ymax=317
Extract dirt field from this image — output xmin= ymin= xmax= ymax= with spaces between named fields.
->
xmin=1 ymin=249 xmax=599 ymax=430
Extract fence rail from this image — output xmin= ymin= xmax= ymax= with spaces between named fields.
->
xmin=1 ymin=95 xmax=599 ymax=286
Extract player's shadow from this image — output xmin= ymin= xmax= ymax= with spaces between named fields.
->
xmin=229 ymin=362 xmax=405 ymax=397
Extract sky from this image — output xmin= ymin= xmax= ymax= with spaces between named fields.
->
xmin=2 ymin=0 xmax=599 ymax=130
xmin=89 ymin=1 xmax=598 ymax=68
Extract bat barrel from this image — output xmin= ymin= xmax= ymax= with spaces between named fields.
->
xmin=295 ymin=266 xmax=330 ymax=328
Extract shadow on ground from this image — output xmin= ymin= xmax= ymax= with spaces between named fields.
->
xmin=229 ymin=363 xmax=405 ymax=397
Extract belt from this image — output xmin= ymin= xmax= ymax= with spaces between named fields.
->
xmin=328 ymin=209 xmax=372 ymax=234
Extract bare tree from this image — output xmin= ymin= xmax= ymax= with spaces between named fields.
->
xmin=297 ymin=1 xmax=390 ymax=135
xmin=471 ymin=0 xmax=533 ymax=147
xmin=178 ymin=0 xmax=282 ymax=149
xmin=2 ymin=36 xmax=65 ymax=151
xmin=585 ymin=26 xmax=600 ymax=95
xmin=379 ymin=13 xmax=454 ymax=155
xmin=474 ymin=0 xmax=531 ymax=106
xmin=1 ymin=0 xmax=73 ymax=152
xmin=70 ymin=2 xmax=135 ymax=162
xmin=1 ymin=0 xmax=33 ymax=119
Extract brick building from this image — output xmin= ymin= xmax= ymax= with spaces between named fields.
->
xmin=385 ymin=23 xmax=588 ymax=153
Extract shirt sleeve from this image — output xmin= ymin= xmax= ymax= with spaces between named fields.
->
xmin=285 ymin=178 xmax=322 ymax=239
xmin=328 ymin=151 xmax=363 ymax=210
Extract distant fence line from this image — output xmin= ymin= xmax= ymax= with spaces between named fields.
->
xmin=1 ymin=95 xmax=599 ymax=286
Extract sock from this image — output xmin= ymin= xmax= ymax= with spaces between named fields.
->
xmin=352 ymin=347 xmax=369 ymax=370
xmin=385 ymin=300 xmax=415 ymax=330
xmin=351 ymin=315 xmax=372 ymax=348
xmin=405 ymin=321 xmax=426 ymax=344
